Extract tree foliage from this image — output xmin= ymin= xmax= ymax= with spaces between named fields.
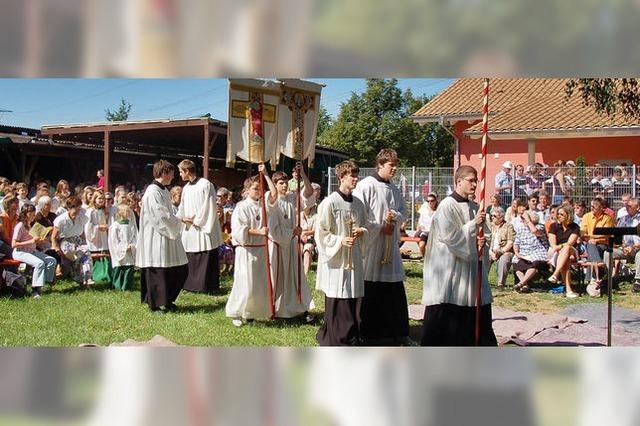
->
xmin=105 ymin=98 xmax=132 ymax=121
xmin=566 ymin=78 xmax=640 ymax=119
xmin=316 ymin=105 xmax=333 ymax=138
xmin=317 ymin=79 xmax=453 ymax=167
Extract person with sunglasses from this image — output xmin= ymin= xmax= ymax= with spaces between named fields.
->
xmin=416 ymin=194 xmax=438 ymax=257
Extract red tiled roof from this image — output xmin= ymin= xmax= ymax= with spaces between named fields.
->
xmin=412 ymin=78 xmax=640 ymax=136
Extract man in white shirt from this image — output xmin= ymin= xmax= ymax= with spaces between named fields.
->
xmin=421 ymin=165 xmax=497 ymax=346
xmin=603 ymin=198 xmax=640 ymax=293
xmin=177 ymin=159 xmax=223 ymax=294
xmin=353 ymin=149 xmax=413 ymax=345
xmin=136 ymin=160 xmax=188 ymax=312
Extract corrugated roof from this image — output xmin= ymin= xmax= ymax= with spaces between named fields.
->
xmin=413 ymin=78 xmax=640 ymax=134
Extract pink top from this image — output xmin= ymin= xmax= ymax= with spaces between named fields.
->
xmin=97 ymin=176 xmax=105 ymax=190
xmin=12 ymin=222 xmax=36 ymax=253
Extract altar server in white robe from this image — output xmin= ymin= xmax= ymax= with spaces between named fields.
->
xmin=352 ymin=148 xmax=411 ymax=345
xmin=176 ymin=159 xmax=223 ymax=294
xmin=225 ymin=169 xmax=277 ymax=326
xmin=264 ymin=162 xmax=316 ymax=320
xmin=136 ymin=160 xmax=188 ymax=312
xmin=107 ymin=203 xmax=138 ymax=291
xmin=315 ymin=160 xmax=372 ymax=346
xmin=421 ymin=165 xmax=497 ymax=346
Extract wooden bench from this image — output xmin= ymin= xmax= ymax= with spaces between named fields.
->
xmin=0 ymin=259 xmax=21 ymax=269
xmin=400 ymin=236 xmax=421 ymax=243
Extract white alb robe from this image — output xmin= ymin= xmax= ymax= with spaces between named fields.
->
xmin=108 ymin=220 xmax=138 ymax=267
xmin=85 ymin=208 xmax=111 ymax=251
xmin=315 ymin=192 xmax=371 ymax=299
xmin=225 ymin=198 xmax=276 ymax=320
xmin=422 ymin=196 xmax=492 ymax=307
xmin=266 ymin=191 xmax=316 ymax=317
xmin=176 ymin=178 xmax=223 ymax=253
xmin=352 ymin=176 xmax=403 ymax=282
xmin=135 ymin=183 xmax=187 ymax=268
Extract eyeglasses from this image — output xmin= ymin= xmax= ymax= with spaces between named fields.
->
xmin=462 ymin=178 xmax=478 ymax=183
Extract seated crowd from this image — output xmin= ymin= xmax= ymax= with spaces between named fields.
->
xmin=483 ymin=187 xmax=640 ymax=297
xmin=0 ymin=169 xmax=323 ymax=299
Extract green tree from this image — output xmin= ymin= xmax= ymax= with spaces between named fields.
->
xmin=566 ymin=78 xmax=640 ymax=119
xmin=318 ymin=79 xmax=453 ymax=167
xmin=316 ymin=105 xmax=333 ymax=138
xmin=105 ymin=98 xmax=132 ymax=121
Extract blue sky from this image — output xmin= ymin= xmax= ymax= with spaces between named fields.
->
xmin=0 ymin=78 xmax=454 ymax=129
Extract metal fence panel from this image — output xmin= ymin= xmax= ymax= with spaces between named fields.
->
xmin=327 ymin=166 xmax=455 ymax=231
xmin=327 ymin=165 xmax=639 ymax=230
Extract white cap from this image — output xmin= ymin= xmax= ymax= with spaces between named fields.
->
xmin=502 ymin=160 xmax=513 ymax=169
xmin=566 ymin=160 xmax=576 ymax=166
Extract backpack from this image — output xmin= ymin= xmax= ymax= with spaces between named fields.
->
xmin=1 ymin=270 xmax=27 ymax=298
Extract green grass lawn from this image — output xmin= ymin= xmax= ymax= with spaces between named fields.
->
xmin=2 ymin=262 xmax=640 ymax=346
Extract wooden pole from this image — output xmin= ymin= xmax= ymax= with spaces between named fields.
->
xmin=475 ymin=78 xmax=489 ymax=346
xmin=296 ymin=170 xmax=302 ymax=304
xmin=259 ymin=169 xmax=276 ymax=318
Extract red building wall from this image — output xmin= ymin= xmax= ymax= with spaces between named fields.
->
xmin=454 ymin=121 xmax=640 ymax=196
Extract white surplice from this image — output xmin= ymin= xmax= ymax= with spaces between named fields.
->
xmin=85 ymin=207 xmax=111 ymax=251
xmin=266 ymin=190 xmax=316 ymax=317
xmin=422 ymin=196 xmax=493 ymax=307
xmin=352 ymin=176 xmax=403 ymax=282
xmin=176 ymin=177 xmax=222 ymax=253
xmin=108 ymin=220 xmax=138 ymax=267
xmin=135 ymin=182 xmax=187 ymax=268
xmin=225 ymin=198 xmax=276 ymax=320
xmin=315 ymin=192 xmax=371 ymax=299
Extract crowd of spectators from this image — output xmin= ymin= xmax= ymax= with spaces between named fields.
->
xmin=1 ymin=165 xmax=324 ymax=298
xmin=483 ymin=180 xmax=640 ymax=297
xmin=494 ymin=160 xmax=638 ymax=209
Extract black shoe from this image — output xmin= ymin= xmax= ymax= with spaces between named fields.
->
xmin=633 ymin=281 xmax=640 ymax=293
xmin=396 ymin=336 xmax=418 ymax=347
xmin=165 ymin=303 xmax=178 ymax=312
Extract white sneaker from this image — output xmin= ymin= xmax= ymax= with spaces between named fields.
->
xmin=86 ymin=279 xmax=95 ymax=285
xmin=547 ymin=275 xmax=559 ymax=284
xmin=232 ymin=319 xmax=243 ymax=327
xmin=566 ymin=291 xmax=579 ymax=298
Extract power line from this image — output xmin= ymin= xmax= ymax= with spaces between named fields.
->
xmin=140 ymin=81 xmax=228 ymax=114
xmin=11 ymin=81 xmax=139 ymax=115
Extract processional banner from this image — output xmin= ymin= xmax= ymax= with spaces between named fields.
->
xmin=227 ymin=79 xmax=281 ymax=167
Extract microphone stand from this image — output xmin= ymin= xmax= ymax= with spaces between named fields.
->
xmin=594 ymin=226 xmax=636 ymax=346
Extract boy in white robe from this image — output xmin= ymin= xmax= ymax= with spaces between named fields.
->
xmin=84 ymin=190 xmax=112 ymax=284
xmin=264 ymin=162 xmax=316 ymax=321
xmin=136 ymin=160 xmax=188 ymax=312
xmin=176 ymin=159 xmax=223 ymax=294
xmin=108 ymin=203 xmax=138 ymax=290
xmin=315 ymin=160 xmax=371 ymax=346
xmin=421 ymin=165 xmax=497 ymax=346
xmin=352 ymin=148 xmax=412 ymax=345
xmin=225 ymin=168 xmax=277 ymax=326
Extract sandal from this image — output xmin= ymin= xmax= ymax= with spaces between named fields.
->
xmin=518 ymin=285 xmax=531 ymax=294
xmin=547 ymin=275 xmax=559 ymax=284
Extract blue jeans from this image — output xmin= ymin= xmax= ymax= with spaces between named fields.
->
xmin=11 ymin=250 xmax=57 ymax=287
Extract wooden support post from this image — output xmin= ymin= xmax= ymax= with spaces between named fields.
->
xmin=104 ymin=130 xmax=110 ymax=192
xmin=203 ymin=124 xmax=210 ymax=179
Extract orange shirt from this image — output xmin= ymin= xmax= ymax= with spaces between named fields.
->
xmin=0 ymin=213 xmax=18 ymax=245
xmin=580 ymin=212 xmax=614 ymax=245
